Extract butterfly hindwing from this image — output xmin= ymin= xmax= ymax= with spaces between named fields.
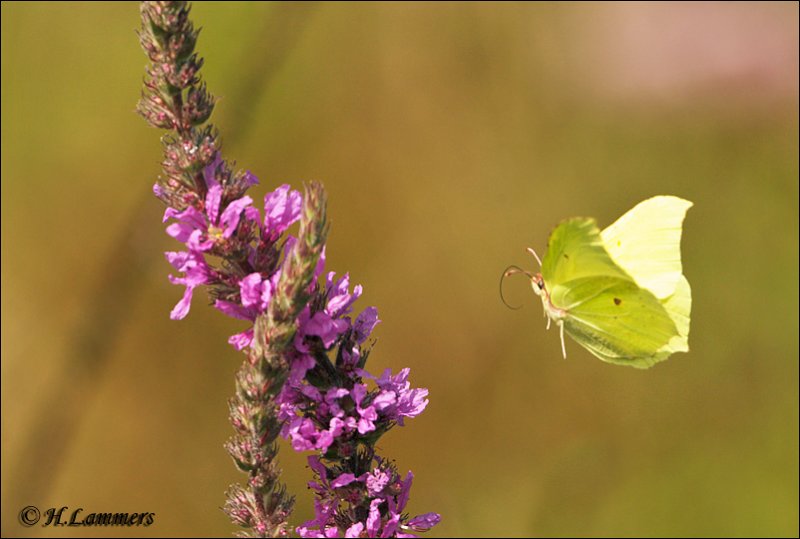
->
xmin=551 ymin=276 xmax=679 ymax=368
xmin=659 ymin=274 xmax=691 ymax=355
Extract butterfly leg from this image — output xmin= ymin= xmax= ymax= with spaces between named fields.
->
xmin=559 ymin=321 xmax=567 ymax=359
xmin=546 ymin=316 xmax=551 ymax=330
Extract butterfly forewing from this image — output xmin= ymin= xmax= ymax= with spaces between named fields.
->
xmin=600 ymin=196 xmax=693 ymax=300
xmin=541 ymin=217 xmax=632 ymax=288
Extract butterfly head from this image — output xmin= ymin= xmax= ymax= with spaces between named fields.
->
xmin=531 ymin=273 xmax=546 ymax=297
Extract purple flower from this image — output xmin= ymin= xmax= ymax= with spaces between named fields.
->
xmin=287 ymin=354 xmax=316 ymax=387
xmin=302 ymin=310 xmax=350 ymax=349
xmin=299 ymin=457 xmax=440 ymax=538
xmin=163 ymin=157 xmax=253 ymax=252
xmin=263 ymin=184 xmax=302 ymax=239
xmin=240 ymin=271 xmax=276 ymax=311
xmin=283 ymin=393 xmax=340 ymax=452
xmin=285 ymin=414 xmax=353 ymax=453
xmin=153 ymin=182 xmax=165 ymax=199
xmin=212 ymin=297 xmax=255 ymax=350
xmin=366 ymin=499 xmax=383 ymax=537
xmin=395 ymin=472 xmax=413 ymax=513
xmin=294 ymin=272 xmax=365 ymax=351
xmin=297 ymin=496 xmax=340 ymax=538
xmin=365 ymin=468 xmax=391 ymax=497
xmin=361 ymin=368 xmax=430 ymax=426
xmin=275 ymin=354 xmax=317 ymax=426
xmin=345 ymin=523 xmax=364 ymax=538
xmin=241 ymin=170 xmax=259 ymax=188
xmin=279 ymin=379 xmax=390 ymax=452
xmin=163 ymin=193 xmax=252 ymax=253
xmin=389 ymin=472 xmax=440 ymax=537
xmin=279 ymin=361 xmax=431 ymax=456
xmin=340 ymin=347 xmax=362 ymax=370
xmin=159 ymin=157 xmax=440 ymax=538
xmin=351 ymin=383 xmax=378 ymax=435
xmin=306 ymin=456 xmax=363 ymax=495
xmin=226 ymin=329 xmax=254 ymax=351
xmin=404 ymin=513 xmax=442 ymax=534
xmin=325 ymin=272 xmax=362 ymax=317
xmin=203 ymin=153 xmax=224 ymax=187
xmin=354 ymin=307 xmax=380 ymax=343
xmin=286 ymin=421 xmax=315 ymax=451
xmin=330 ymin=473 xmax=359 ymax=489
xmin=297 ymin=525 xmax=339 ymax=539
xmin=213 ymin=271 xmax=281 ymax=350
xmin=165 ymin=250 xmax=212 ymax=320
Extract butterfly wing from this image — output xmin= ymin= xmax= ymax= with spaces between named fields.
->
xmin=540 ymin=208 xmax=690 ymax=367
xmin=541 ymin=217 xmax=631 ymax=288
xmin=658 ymin=274 xmax=691 ymax=355
xmin=551 ymin=276 xmax=680 ymax=368
xmin=600 ymin=196 xmax=693 ymax=300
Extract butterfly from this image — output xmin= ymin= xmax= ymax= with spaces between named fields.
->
xmin=504 ymin=196 xmax=692 ymax=369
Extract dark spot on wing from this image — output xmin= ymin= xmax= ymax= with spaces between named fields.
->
xmin=614 ymin=297 xmax=622 ymax=305
xmin=563 ymin=253 xmax=569 ymax=259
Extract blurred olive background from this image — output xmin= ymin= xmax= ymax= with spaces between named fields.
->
xmin=2 ymin=2 xmax=798 ymax=537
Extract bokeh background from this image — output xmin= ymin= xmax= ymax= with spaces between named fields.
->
xmin=2 ymin=2 xmax=798 ymax=537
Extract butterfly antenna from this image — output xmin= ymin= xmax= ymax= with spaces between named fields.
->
xmin=526 ymin=247 xmax=542 ymax=268
xmin=500 ymin=265 xmax=534 ymax=310
xmin=559 ymin=321 xmax=567 ymax=359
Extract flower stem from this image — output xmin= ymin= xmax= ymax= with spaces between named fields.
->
xmin=137 ymin=3 xmax=330 ymax=536
xmin=225 ymin=184 xmax=328 ymax=537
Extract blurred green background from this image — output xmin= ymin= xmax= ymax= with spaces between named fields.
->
xmin=2 ymin=2 xmax=798 ymax=537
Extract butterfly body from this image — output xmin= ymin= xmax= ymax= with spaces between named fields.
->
xmin=528 ymin=196 xmax=693 ymax=369
xmin=530 ymin=272 xmax=565 ymax=321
